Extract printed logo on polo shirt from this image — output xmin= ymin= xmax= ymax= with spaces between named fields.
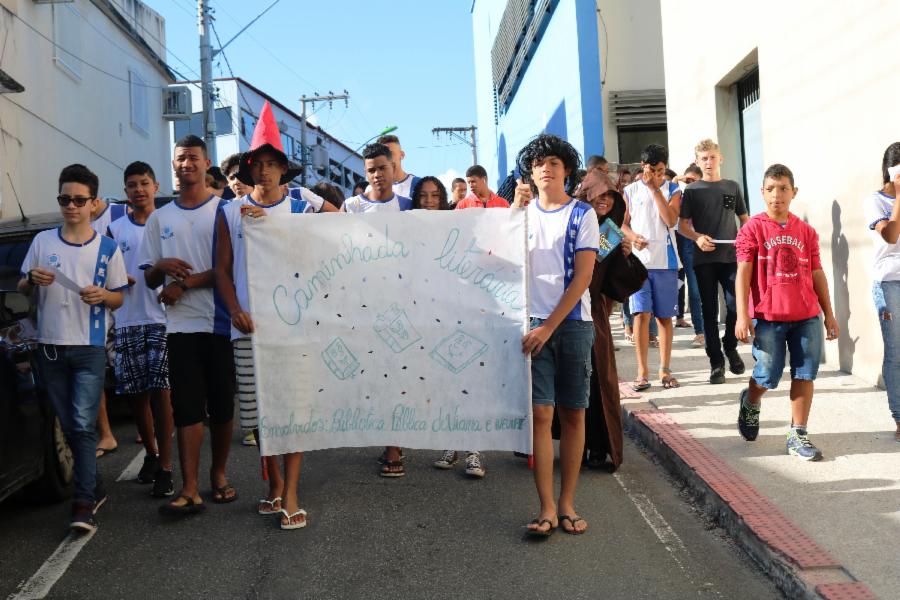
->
xmin=47 ymin=254 xmax=61 ymax=268
xmin=161 ymin=226 xmax=175 ymax=240
xmin=119 ymin=240 xmax=131 ymax=253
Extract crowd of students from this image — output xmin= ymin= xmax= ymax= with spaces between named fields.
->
xmin=18 ymin=99 xmax=900 ymax=537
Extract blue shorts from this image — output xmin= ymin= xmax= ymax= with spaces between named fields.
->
xmin=630 ymin=269 xmax=678 ymax=318
xmin=751 ymin=316 xmax=823 ymax=389
xmin=530 ymin=318 xmax=594 ymax=409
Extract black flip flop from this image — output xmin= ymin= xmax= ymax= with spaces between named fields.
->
xmin=558 ymin=514 xmax=587 ymax=535
xmin=210 ymin=484 xmax=238 ymax=504
xmin=95 ymin=446 xmax=117 ymax=459
xmin=159 ymin=495 xmax=206 ymax=516
xmin=525 ymin=518 xmax=556 ymax=538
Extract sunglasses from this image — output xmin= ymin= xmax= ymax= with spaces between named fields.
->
xmin=57 ymin=195 xmax=95 ymax=207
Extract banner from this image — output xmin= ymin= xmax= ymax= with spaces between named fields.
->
xmin=244 ymin=209 xmax=531 ymax=456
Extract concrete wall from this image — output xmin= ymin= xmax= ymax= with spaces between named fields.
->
xmin=659 ymin=0 xmax=900 ymax=385
xmin=0 ymin=0 xmax=174 ymax=215
xmin=472 ymin=0 xmax=603 ymax=188
xmin=595 ymin=0 xmax=665 ymax=163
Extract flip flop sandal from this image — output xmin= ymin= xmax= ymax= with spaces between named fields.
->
xmin=95 ymin=446 xmax=117 ymax=459
xmin=279 ymin=508 xmax=308 ymax=530
xmin=380 ymin=460 xmax=406 ymax=478
xmin=211 ymin=484 xmax=238 ymax=504
xmin=159 ymin=495 xmax=206 ymax=516
xmin=257 ymin=496 xmax=282 ymax=515
xmin=660 ymin=367 xmax=680 ymax=389
xmin=376 ymin=448 xmax=405 ymax=464
xmin=558 ymin=514 xmax=588 ymax=535
xmin=631 ymin=378 xmax=651 ymax=392
xmin=525 ymin=518 xmax=556 ymax=538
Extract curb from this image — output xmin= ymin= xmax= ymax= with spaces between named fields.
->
xmin=622 ymin=400 xmax=878 ymax=600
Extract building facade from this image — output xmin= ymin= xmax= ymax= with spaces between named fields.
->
xmin=171 ymin=77 xmax=364 ymax=197
xmin=659 ymin=0 xmax=900 ymax=385
xmin=471 ymin=0 xmax=666 ymax=188
xmin=0 ymin=0 xmax=175 ymax=217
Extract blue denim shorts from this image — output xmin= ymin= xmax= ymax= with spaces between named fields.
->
xmin=751 ymin=316 xmax=823 ymax=389
xmin=530 ymin=317 xmax=594 ymax=409
xmin=630 ymin=269 xmax=679 ymax=318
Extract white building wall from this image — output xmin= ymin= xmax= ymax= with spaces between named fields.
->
xmin=660 ymin=0 xmax=900 ymax=385
xmin=0 ymin=0 xmax=174 ymax=215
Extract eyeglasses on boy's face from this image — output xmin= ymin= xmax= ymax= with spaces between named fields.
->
xmin=57 ymin=195 xmax=95 ymax=207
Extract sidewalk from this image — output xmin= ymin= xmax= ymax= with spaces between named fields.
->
xmin=612 ymin=313 xmax=894 ymax=599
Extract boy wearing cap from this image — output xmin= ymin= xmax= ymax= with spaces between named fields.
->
xmin=216 ymin=101 xmax=322 ymax=529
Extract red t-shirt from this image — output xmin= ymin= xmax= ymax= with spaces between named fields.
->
xmin=455 ymin=192 xmax=509 ymax=209
xmin=735 ymin=212 xmax=822 ymax=322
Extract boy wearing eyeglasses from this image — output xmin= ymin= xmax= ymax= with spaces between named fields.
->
xmin=18 ymin=164 xmax=128 ymax=533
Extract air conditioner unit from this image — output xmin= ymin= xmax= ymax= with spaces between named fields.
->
xmin=163 ymin=86 xmax=191 ymax=121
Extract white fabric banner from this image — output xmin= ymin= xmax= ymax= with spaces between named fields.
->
xmin=244 ymin=209 xmax=532 ymax=456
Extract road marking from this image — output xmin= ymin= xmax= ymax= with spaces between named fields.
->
xmin=614 ymin=472 xmax=689 ymax=568
xmin=9 ymin=450 xmax=143 ymax=599
xmin=116 ymin=448 xmax=147 ymax=482
xmin=8 ymin=530 xmax=95 ymax=600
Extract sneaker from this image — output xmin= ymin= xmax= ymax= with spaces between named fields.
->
xmin=150 ymin=469 xmax=175 ymax=498
xmin=242 ymin=431 xmax=257 ymax=447
xmin=726 ymin=349 xmax=745 ymax=375
xmin=691 ymin=334 xmax=705 ymax=348
xmin=433 ymin=450 xmax=458 ymax=470
xmin=70 ymin=501 xmax=97 ymax=533
xmin=709 ymin=366 xmax=726 ymax=384
xmin=93 ymin=477 xmax=108 ymax=514
xmin=464 ymin=452 xmax=485 ymax=478
xmin=786 ymin=428 xmax=823 ymax=461
xmin=737 ymin=389 xmax=760 ymax=441
xmin=137 ymin=453 xmax=160 ymax=484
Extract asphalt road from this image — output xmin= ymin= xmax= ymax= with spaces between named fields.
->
xmin=0 ymin=418 xmax=781 ymax=600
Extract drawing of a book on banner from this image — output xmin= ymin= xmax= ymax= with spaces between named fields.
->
xmin=597 ymin=220 xmax=624 ymax=263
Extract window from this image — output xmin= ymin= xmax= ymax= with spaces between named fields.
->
xmin=174 ymin=108 xmax=234 ymax=140
xmin=281 ymin=133 xmax=294 ymax=160
xmin=129 ymin=70 xmax=149 ymax=136
xmin=617 ymin=126 xmax=668 ymax=165
xmin=240 ymin=110 xmax=257 ymax=138
xmin=53 ymin=3 xmax=82 ymax=80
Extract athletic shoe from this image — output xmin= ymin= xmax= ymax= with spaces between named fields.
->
xmin=737 ymin=388 xmax=760 ymax=441
xmin=465 ymin=452 xmax=485 ymax=478
xmin=70 ymin=501 xmax=97 ymax=533
xmin=786 ymin=428 xmax=823 ymax=461
xmin=241 ymin=431 xmax=257 ymax=447
xmin=726 ymin=349 xmax=746 ymax=375
xmin=691 ymin=334 xmax=705 ymax=348
xmin=137 ymin=453 xmax=160 ymax=484
xmin=709 ymin=366 xmax=726 ymax=384
xmin=433 ymin=450 xmax=458 ymax=470
xmin=150 ymin=469 xmax=175 ymax=498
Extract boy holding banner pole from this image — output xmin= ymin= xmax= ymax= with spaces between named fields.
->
xmin=512 ymin=135 xmax=600 ymax=536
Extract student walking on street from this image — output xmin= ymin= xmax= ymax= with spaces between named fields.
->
xmin=734 ymin=164 xmax=839 ymax=461
xmin=865 ymin=142 xmax=900 ymax=440
xmin=679 ymin=139 xmax=749 ymax=384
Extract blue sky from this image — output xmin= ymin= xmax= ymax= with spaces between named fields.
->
xmin=143 ymin=0 xmax=478 ymax=181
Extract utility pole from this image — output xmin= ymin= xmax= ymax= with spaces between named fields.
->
xmin=432 ymin=126 xmax=477 ymax=166
xmin=198 ymin=0 xmax=217 ymax=164
xmin=299 ymin=91 xmax=349 ymax=186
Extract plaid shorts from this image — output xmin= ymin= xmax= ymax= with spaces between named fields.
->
xmin=114 ymin=324 xmax=169 ymax=395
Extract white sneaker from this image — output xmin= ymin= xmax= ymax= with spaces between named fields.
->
xmin=691 ymin=334 xmax=705 ymax=348
xmin=465 ymin=452 xmax=485 ymax=478
xmin=433 ymin=450 xmax=458 ymax=469
xmin=242 ymin=431 xmax=257 ymax=446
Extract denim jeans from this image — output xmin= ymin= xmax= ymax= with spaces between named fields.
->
xmin=622 ymin=300 xmax=658 ymax=336
xmin=676 ymin=232 xmax=704 ymax=334
xmin=35 ymin=345 xmax=106 ymax=504
xmin=693 ymin=262 xmax=738 ymax=368
xmin=873 ymin=281 xmax=900 ymax=421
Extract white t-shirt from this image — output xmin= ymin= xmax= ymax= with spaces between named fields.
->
xmin=137 ymin=195 xmax=230 ymax=335
xmin=91 ymin=201 xmax=128 ymax=236
xmin=21 ymin=228 xmax=128 ymax=346
xmin=342 ymin=194 xmax=412 ymax=213
xmin=527 ymin=197 xmax=600 ymax=321
xmin=287 ymin=187 xmax=326 ymax=213
xmin=863 ymin=191 xmax=900 ymax=281
xmin=393 ymin=174 xmax=420 ymax=199
xmin=220 ymin=194 xmax=316 ymax=340
xmin=108 ymin=213 xmax=166 ymax=328
xmin=625 ymin=178 xmax=681 ymax=270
